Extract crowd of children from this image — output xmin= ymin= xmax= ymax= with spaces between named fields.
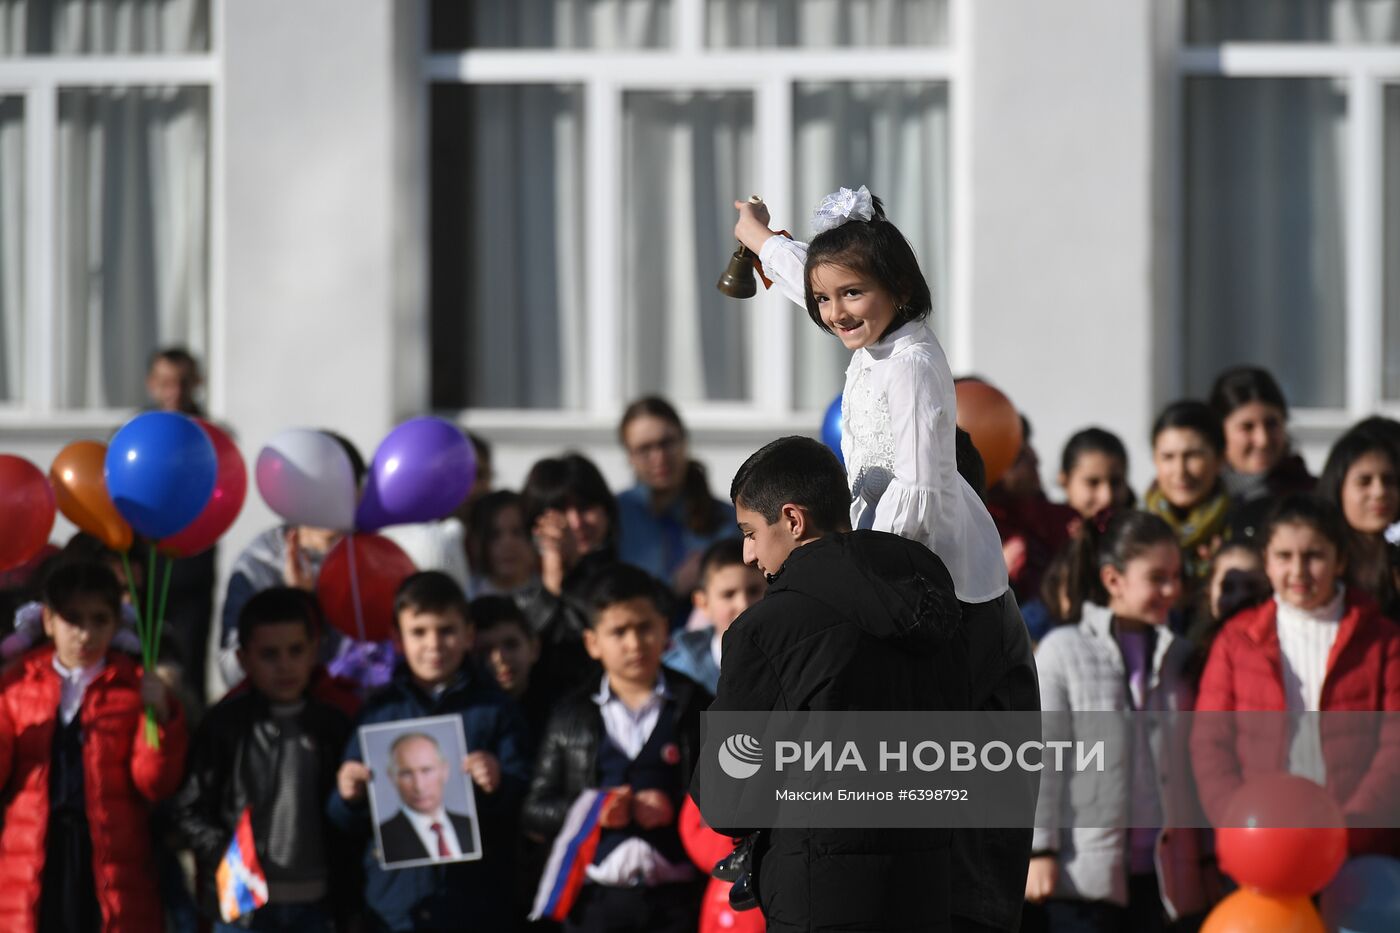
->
xmin=1 ymin=193 xmax=1398 ymax=932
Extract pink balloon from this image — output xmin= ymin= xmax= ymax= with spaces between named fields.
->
xmin=159 ymin=421 xmax=248 ymax=558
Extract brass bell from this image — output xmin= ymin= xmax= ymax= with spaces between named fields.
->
xmin=717 ymin=244 xmax=758 ymax=299
xmin=717 ymin=194 xmax=763 ymax=299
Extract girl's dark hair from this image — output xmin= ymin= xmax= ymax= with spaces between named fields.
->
xmin=1259 ymin=494 xmax=1350 ymax=558
xmin=521 ymin=453 xmax=618 ymax=549
xmin=619 ymin=395 xmax=723 ymax=536
xmin=1151 ymin=399 xmax=1225 ymax=455
xmin=1063 ymin=510 xmax=1178 ymax=623
xmin=1060 ymin=427 xmax=1129 ymax=477
xmin=1317 ymin=427 xmax=1400 ymax=519
xmin=1209 ymin=366 xmax=1290 ymax=421
xmin=802 ymin=193 xmax=933 ymax=337
xmin=43 ymin=560 xmax=123 ymax=620
xmin=466 ymin=490 xmax=529 ymax=579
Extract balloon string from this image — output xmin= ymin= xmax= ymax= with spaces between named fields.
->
xmin=346 ymin=535 xmax=367 ymax=643
xmin=143 ymin=544 xmax=162 ymax=750
xmin=120 ymin=550 xmax=147 ymax=646
xmin=153 ymin=556 xmax=173 ymax=671
xmin=145 ymin=543 xmax=157 ymax=670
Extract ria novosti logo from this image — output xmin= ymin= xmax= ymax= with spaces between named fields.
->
xmin=718 ymin=733 xmax=764 ymax=779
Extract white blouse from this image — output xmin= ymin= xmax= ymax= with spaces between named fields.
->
xmin=759 ymin=235 xmax=1009 ymax=604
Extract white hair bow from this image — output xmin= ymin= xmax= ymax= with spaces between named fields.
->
xmin=811 ymin=185 xmax=875 ymax=234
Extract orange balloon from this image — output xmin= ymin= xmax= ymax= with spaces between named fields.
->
xmin=1201 ymin=890 xmax=1324 ymax=933
xmin=50 ymin=440 xmax=133 ymax=552
xmin=954 ymin=381 xmax=1023 ymax=487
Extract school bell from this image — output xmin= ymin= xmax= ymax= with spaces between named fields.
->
xmin=716 ymin=195 xmax=764 ymax=299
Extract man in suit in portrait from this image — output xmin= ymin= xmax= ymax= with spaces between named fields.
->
xmin=378 ymin=732 xmax=476 ymax=865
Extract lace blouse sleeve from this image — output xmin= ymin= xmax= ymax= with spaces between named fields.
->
xmin=870 ymin=351 xmax=958 ymax=550
xmin=758 ymin=236 xmax=810 ymax=310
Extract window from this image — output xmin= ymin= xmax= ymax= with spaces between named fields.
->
xmin=428 ymin=0 xmax=954 ymax=419
xmin=1180 ymin=0 xmax=1400 ymax=416
xmin=0 ymin=0 xmax=215 ymax=414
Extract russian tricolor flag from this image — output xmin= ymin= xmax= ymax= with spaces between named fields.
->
xmin=216 ymin=806 xmax=269 ymax=923
xmin=529 ymin=788 xmax=620 ymax=921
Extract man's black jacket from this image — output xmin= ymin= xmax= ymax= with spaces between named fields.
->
xmin=705 ymin=531 xmax=975 ymax=933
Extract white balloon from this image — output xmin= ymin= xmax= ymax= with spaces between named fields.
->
xmin=255 ymin=429 xmax=358 ymax=530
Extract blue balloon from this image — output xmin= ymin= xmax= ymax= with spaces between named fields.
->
xmin=1321 ymin=856 xmax=1400 ymax=933
xmin=820 ymin=393 xmax=844 ymax=466
xmin=105 ymin=412 xmax=217 ymax=540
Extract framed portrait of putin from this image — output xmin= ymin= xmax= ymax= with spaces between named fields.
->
xmin=361 ymin=715 xmax=484 ymax=869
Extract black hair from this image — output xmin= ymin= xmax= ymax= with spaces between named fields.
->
xmin=465 ymin=490 xmax=529 ymax=579
xmin=1209 ymin=365 xmax=1290 ymax=421
xmin=1151 ymin=399 xmax=1225 ymax=455
xmin=521 ymin=453 xmax=618 ymax=548
xmin=147 ymin=345 xmax=201 ymax=375
xmin=43 ymin=560 xmax=123 ymax=621
xmin=729 ymin=436 xmax=851 ymax=535
xmin=468 ymin=595 xmax=533 ymax=638
xmin=1060 ymin=427 xmax=1130 ymax=477
xmin=394 ymin=571 xmax=472 ymax=627
xmin=802 ymin=193 xmax=933 ymax=338
xmin=319 ymin=430 xmax=367 ymax=489
xmin=955 ymin=427 xmax=987 ymax=501
xmin=237 ymin=586 xmax=321 ymax=649
xmin=582 ymin=564 xmax=672 ymax=629
xmin=1063 ymin=510 xmax=1179 ymax=622
xmin=1317 ymin=427 xmax=1400 ymax=522
xmin=696 ymin=538 xmax=748 ymax=589
xmin=57 ymin=532 xmax=148 ymax=589
xmin=1259 ymin=494 xmax=1350 ymax=559
xmin=1350 ymin=416 xmax=1400 ymax=454
xmin=619 ymin=395 xmax=723 ymax=536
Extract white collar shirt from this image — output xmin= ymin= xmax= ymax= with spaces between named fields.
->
xmin=52 ymin=657 xmax=105 ymax=725
xmin=401 ymin=805 xmax=462 ymax=860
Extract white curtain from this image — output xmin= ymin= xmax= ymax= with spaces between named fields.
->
xmin=458 ymin=0 xmax=670 ymax=48
xmin=1184 ymin=76 xmax=1348 ymax=409
xmin=436 ymin=0 xmax=949 ymax=409
xmin=622 ymin=91 xmax=754 ymax=403
xmin=0 ymin=0 xmax=209 ymax=409
xmin=440 ymin=84 xmax=587 ymax=409
xmin=1187 ymin=0 xmax=1400 ymax=42
xmin=1385 ymin=85 xmax=1400 ymax=400
xmin=706 ymin=0 xmax=947 ymax=47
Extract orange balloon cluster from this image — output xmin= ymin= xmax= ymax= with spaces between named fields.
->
xmin=954 ymin=380 xmax=1023 ymax=487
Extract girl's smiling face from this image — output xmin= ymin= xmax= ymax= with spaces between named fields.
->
xmin=1265 ymin=520 xmax=1344 ymax=612
xmin=1101 ymin=542 xmax=1182 ymax=627
xmin=808 ymin=263 xmax=900 ymax=351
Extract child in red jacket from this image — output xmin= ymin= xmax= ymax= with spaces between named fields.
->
xmin=0 ymin=560 xmax=187 ymax=933
xmin=1193 ymin=494 xmax=1400 ymax=855
xmin=678 ymin=795 xmax=765 ymax=933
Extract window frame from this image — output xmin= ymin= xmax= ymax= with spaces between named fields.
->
xmin=1177 ymin=33 xmax=1400 ymax=425
xmin=0 ymin=1 xmax=225 ymax=428
xmin=426 ymin=0 xmax=969 ymax=431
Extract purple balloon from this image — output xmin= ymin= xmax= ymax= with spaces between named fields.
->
xmin=355 ymin=417 xmax=476 ymax=531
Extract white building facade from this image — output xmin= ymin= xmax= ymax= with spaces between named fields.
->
xmin=1 ymin=0 xmax=1398 ymax=580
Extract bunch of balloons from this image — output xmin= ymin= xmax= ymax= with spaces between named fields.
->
xmin=1201 ymin=775 xmax=1347 ymax=932
xmin=0 ymin=413 xmax=249 ymax=745
xmin=255 ymin=417 xmax=475 ymax=642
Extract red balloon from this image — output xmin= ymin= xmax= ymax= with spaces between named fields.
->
xmin=954 ymin=380 xmax=1023 ymax=488
xmin=159 ymin=421 xmax=248 ymax=558
xmin=317 ymin=533 xmax=416 ymax=642
xmin=0 ymin=455 xmax=56 ymax=572
xmin=1201 ymin=890 xmax=1323 ymax=933
xmin=1217 ymin=774 xmax=1347 ymax=896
